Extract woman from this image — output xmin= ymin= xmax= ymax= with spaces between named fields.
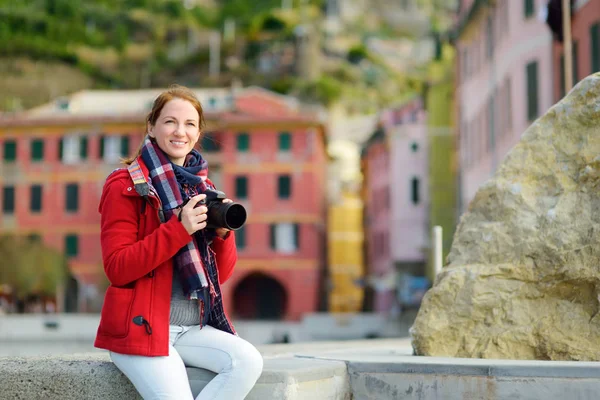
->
xmin=95 ymin=85 xmax=263 ymax=399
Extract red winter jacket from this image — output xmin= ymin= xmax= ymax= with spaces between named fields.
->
xmin=94 ymin=158 xmax=237 ymax=356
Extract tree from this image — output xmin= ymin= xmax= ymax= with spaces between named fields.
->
xmin=0 ymin=235 xmax=68 ymax=301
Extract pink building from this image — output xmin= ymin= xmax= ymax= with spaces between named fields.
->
xmin=456 ymin=0 xmax=555 ymax=211
xmin=361 ymin=99 xmax=429 ymax=314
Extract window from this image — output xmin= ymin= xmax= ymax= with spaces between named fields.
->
xmin=278 ymin=132 xmax=291 ymax=151
xmin=31 ymin=139 xmax=44 ymax=162
xmin=99 ymin=135 xmax=105 ymax=159
xmin=236 ymin=226 xmax=246 ymax=249
xmin=486 ymin=15 xmax=494 ymax=60
xmin=59 ymin=135 xmax=88 ymax=164
xmin=235 ymin=176 xmax=248 ymax=199
xmin=277 ymin=175 xmax=291 ymax=198
xmin=30 ymin=185 xmax=42 ymax=212
xmin=121 ymin=136 xmax=130 ymax=158
xmin=237 ymin=133 xmax=250 ymax=152
xmin=506 ymin=78 xmax=512 ymax=132
xmin=524 ymin=0 xmax=534 ymax=18
xmin=592 ymin=23 xmax=600 ymax=72
xmin=270 ymin=223 xmax=299 ymax=253
xmin=201 ymin=133 xmax=220 ymax=152
xmin=27 ymin=233 xmax=41 ymax=243
xmin=410 ymin=142 xmax=419 ymax=152
xmin=411 ymin=177 xmax=420 ymax=205
xmin=100 ymin=135 xmax=126 ymax=163
xmin=80 ymin=137 xmax=88 ymax=160
xmin=2 ymin=186 xmax=14 ymax=214
xmin=526 ymin=61 xmax=539 ymax=121
xmin=65 ymin=234 xmax=78 ymax=258
xmin=3 ymin=140 xmax=16 ymax=162
xmin=65 ymin=183 xmax=79 ymax=212
xmin=488 ymin=95 xmax=495 ymax=151
xmin=208 ymin=97 xmax=217 ymax=108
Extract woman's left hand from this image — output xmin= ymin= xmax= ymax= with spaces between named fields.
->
xmin=215 ymin=198 xmax=233 ymax=239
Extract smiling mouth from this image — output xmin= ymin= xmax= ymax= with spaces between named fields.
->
xmin=170 ymin=140 xmax=187 ymax=146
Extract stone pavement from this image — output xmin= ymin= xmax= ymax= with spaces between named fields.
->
xmin=3 ymin=338 xmax=600 ymax=399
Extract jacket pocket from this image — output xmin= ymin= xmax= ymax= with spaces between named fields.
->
xmin=98 ymin=286 xmax=135 ymax=338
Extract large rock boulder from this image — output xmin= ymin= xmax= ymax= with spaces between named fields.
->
xmin=411 ymin=72 xmax=600 ymax=361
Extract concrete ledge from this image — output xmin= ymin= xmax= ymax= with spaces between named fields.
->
xmin=304 ymin=349 xmax=600 ymax=400
xmin=0 ymin=353 xmax=350 ymax=400
xmin=5 ymin=340 xmax=600 ymax=399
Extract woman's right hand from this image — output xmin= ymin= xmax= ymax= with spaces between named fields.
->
xmin=177 ymin=194 xmax=208 ymax=235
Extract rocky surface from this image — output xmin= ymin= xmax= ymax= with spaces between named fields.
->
xmin=411 ymin=72 xmax=600 ymax=360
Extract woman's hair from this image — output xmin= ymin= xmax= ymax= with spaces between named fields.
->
xmin=122 ymin=84 xmax=205 ymax=165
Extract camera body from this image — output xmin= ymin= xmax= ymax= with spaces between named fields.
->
xmin=199 ymin=189 xmax=247 ymax=231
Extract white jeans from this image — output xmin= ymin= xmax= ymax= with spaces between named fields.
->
xmin=110 ymin=325 xmax=263 ymax=400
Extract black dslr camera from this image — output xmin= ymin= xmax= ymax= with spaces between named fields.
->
xmin=199 ymin=189 xmax=247 ymax=231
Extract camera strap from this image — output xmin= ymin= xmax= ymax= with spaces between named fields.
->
xmin=127 ymin=159 xmax=165 ymax=223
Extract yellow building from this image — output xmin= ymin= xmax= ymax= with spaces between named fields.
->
xmin=327 ymin=190 xmax=364 ymax=313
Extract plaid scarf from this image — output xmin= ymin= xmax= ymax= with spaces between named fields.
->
xmin=140 ymin=136 xmax=235 ymax=334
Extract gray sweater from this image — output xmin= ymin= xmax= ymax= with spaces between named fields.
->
xmin=170 ymin=269 xmax=200 ymax=326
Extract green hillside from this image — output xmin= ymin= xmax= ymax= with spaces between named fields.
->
xmin=0 ymin=0 xmax=441 ymax=112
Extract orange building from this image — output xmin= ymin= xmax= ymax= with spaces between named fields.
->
xmin=0 ymin=88 xmax=328 ymax=320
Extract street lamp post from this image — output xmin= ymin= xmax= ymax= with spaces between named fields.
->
xmin=562 ymin=0 xmax=573 ymax=92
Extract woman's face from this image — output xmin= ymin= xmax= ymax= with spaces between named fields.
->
xmin=148 ymin=98 xmax=201 ymax=166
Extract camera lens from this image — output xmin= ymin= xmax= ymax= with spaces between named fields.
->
xmin=224 ymin=204 xmax=247 ymax=230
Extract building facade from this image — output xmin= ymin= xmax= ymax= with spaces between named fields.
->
xmin=0 ymin=88 xmax=328 ymax=320
xmin=456 ymin=0 xmax=555 ymax=211
xmin=552 ymin=0 xmax=600 ymax=101
xmin=361 ymin=98 xmax=429 ymax=314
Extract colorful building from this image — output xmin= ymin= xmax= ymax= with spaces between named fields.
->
xmin=360 ymin=98 xmax=429 ymax=314
xmin=0 ymin=87 xmax=328 ymax=320
xmin=551 ymin=0 xmax=600 ymax=101
xmin=327 ymin=188 xmax=364 ymax=313
xmin=455 ymin=0 xmax=555 ymax=212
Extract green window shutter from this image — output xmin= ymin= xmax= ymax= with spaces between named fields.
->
xmin=65 ymin=183 xmax=79 ymax=212
xmin=65 ymin=234 xmax=78 ymax=258
xmin=31 ymin=139 xmax=44 ymax=161
xmin=235 ymin=176 xmax=248 ymax=199
xmin=269 ymin=224 xmax=276 ymax=249
xmin=27 ymin=233 xmax=41 ymax=243
xmin=4 ymin=140 xmax=16 ymax=162
xmin=58 ymin=137 xmax=64 ymax=161
xmin=201 ymin=133 xmax=220 ymax=152
xmin=30 ymin=185 xmax=42 ymax=212
xmin=524 ymin=0 xmax=534 ymax=18
xmin=278 ymin=132 xmax=291 ymax=151
xmin=236 ymin=226 xmax=246 ymax=249
xmin=411 ymin=177 xmax=420 ymax=205
xmin=277 ymin=175 xmax=291 ymax=199
xmin=592 ymin=23 xmax=600 ymax=72
xmin=3 ymin=186 xmax=15 ymax=214
xmin=79 ymin=136 xmax=88 ymax=160
xmin=236 ymin=133 xmax=249 ymax=152
xmin=293 ymin=223 xmax=299 ymax=250
xmin=526 ymin=61 xmax=539 ymax=121
xmin=99 ymin=135 xmax=105 ymax=159
xmin=121 ymin=136 xmax=130 ymax=157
